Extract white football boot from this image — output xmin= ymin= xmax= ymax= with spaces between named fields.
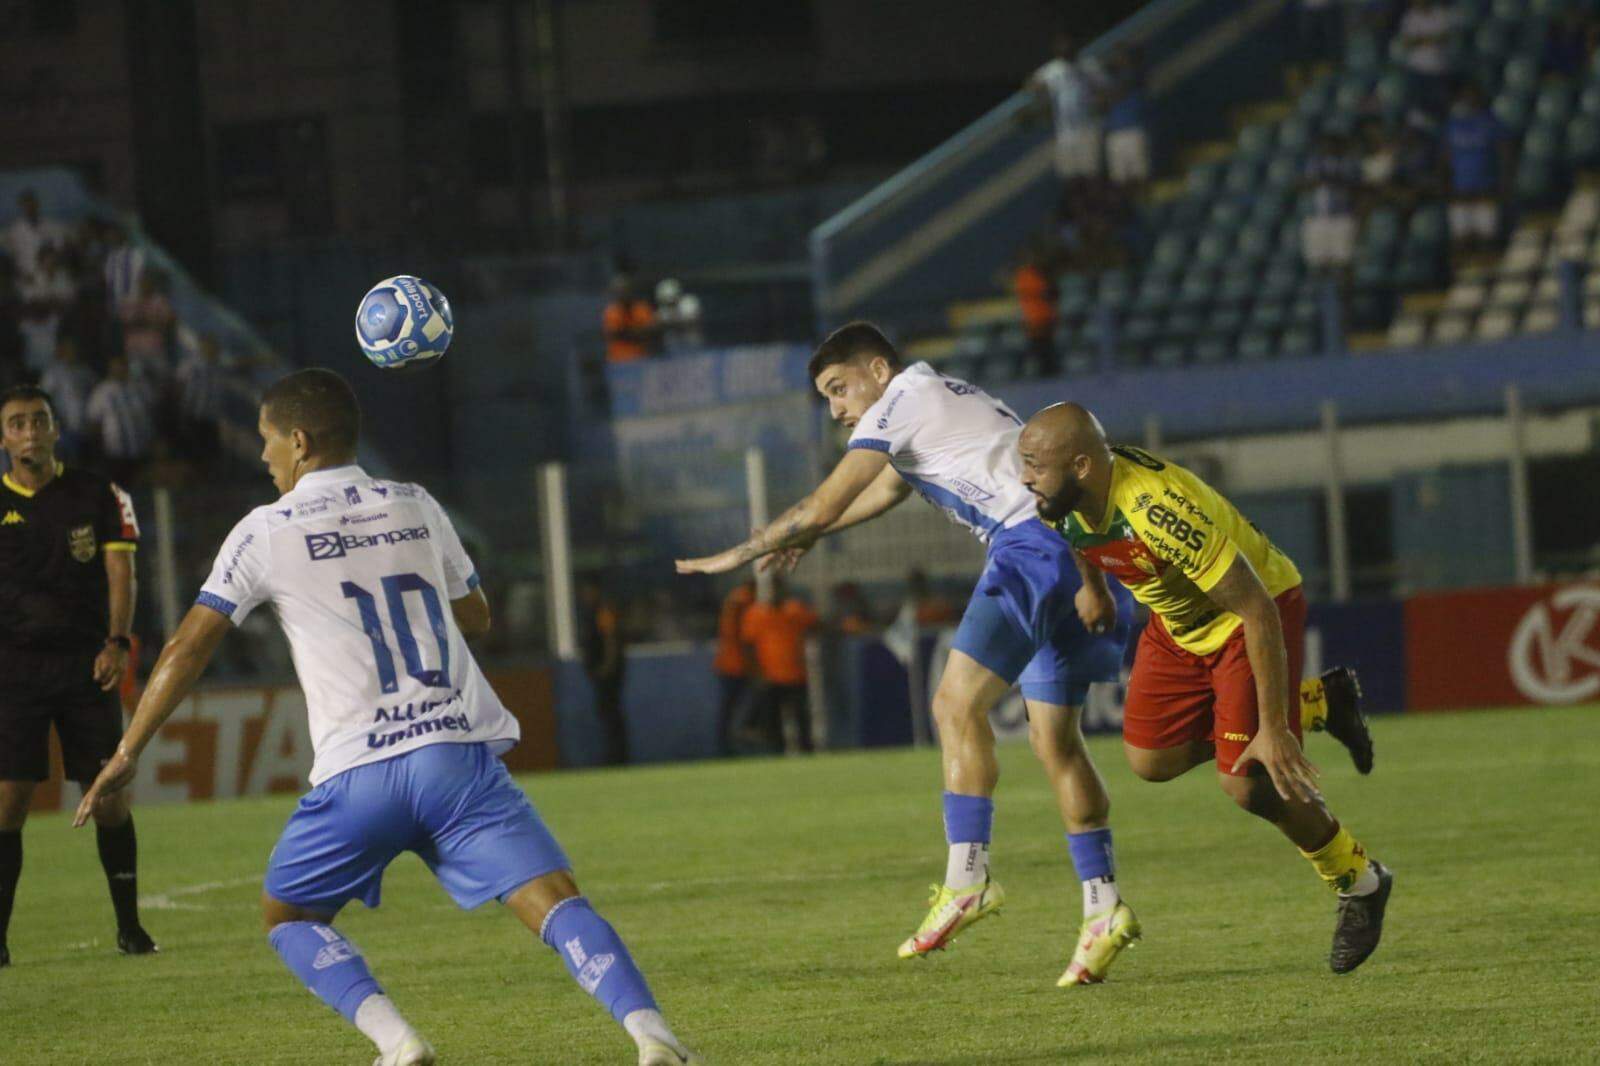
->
xmin=373 ymin=1033 xmax=436 ymax=1066
xmin=637 ymin=1037 xmax=703 ymax=1065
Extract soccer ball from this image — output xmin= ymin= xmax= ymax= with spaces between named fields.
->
xmin=354 ymin=275 xmax=453 ymax=371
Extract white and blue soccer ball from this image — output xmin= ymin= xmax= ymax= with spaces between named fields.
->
xmin=355 ymin=275 xmax=453 ymax=371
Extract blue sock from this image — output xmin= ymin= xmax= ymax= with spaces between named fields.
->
xmin=268 ymin=921 xmax=383 ymax=1023
xmin=1066 ymin=828 xmax=1116 ymax=882
xmin=540 ymin=897 xmax=658 ymax=1024
xmin=942 ymin=791 xmax=994 ymax=845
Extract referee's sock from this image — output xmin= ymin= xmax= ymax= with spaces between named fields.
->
xmin=0 ymin=829 xmax=19 ymax=948
xmin=95 ymin=816 xmax=141 ymax=933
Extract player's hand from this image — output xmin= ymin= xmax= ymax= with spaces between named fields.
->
xmin=73 ymin=748 xmax=137 ymax=828
xmin=1074 ymin=584 xmax=1117 ymax=635
xmin=675 ymin=547 xmax=752 ymax=575
xmin=1231 ymin=723 xmax=1321 ymax=804
xmin=93 ymin=644 xmax=129 ymax=691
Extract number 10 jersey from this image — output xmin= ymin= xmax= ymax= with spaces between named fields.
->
xmin=197 ymin=465 xmax=519 ymax=785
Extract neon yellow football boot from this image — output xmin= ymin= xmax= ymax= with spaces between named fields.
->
xmin=897 ymin=878 xmax=1005 ymax=958
xmin=1057 ymin=901 xmax=1141 ymax=986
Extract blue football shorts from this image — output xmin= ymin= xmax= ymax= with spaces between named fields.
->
xmin=264 ymin=740 xmax=569 ymax=914
xmin=951 ymin=518 xmax=1133 ymax=706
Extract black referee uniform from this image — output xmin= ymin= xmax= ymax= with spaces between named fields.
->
xmin=0 ymin=461 xmax=153 ymax=961
xmin=0 ymin=464 xmax=138 ymax=781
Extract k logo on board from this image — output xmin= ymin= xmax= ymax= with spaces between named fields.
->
xmin=1507 ymin=585 xmax=1600 ymax=704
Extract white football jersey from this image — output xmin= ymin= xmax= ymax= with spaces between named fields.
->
xmin=847 ymin=362 xmax=1036 ymax=543
xmin=197 ymin=465 xmax=518 ymax=786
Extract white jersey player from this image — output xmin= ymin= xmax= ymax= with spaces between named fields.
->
xmin=77 ymin=369 xmax=699 ymax=1066
xmin=676 ymin=323 xmax=1138 ymax=987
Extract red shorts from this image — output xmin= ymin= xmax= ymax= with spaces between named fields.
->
xmin=1122 ymin=586 xmax=1306 ymax=776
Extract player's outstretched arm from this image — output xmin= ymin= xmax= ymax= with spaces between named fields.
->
xmin=676 ymin=447 xmax=889 ymax=575
xmin=72 ymin=604 xmax=232 ymax=827
xmin=761 ymin=464 xmax=910 ymax=575
xmin=1205 ymin=554 xmax=1321 ymax=804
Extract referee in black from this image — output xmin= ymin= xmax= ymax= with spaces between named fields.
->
xmin=0 ymin=384 xmax=156 ymax=967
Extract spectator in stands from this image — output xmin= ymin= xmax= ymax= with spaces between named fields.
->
xmin=175 ymin=333 xmax=226 ymax=457
xmin=118 ymin=266 xmax=176 ymax=383
xmin=712 ymin=580 xmax=757 ymax=756
xmin=602 ymin=274 xmax=657 ymax=363
xmin=1102 ymin=44 xmax=1151 ymax=190
xmin=1029 ymin=32 xmax=1108 ymax=182
xmin=1014 ymin=242 xmax=1059 ymax=377
xmin=16 ymin=243 xmax=75 ymax=372
xmin=1361 ymin=118 xmax=1439 ymax=211
xmin=828 ymin=582 xmax=877 ymax=636
xmin=1397 ymin=0 xmax=1461 ymax=118
xmin=85 ymin=353 xmax=155 ymax=485
xmin=39 ymin=336 xmax=95 ymax=457
xmin=655 ymin=277 xmax=705 ymax=355
xmin=739 ymin=577 xmax=818 ymax=754
xmin=3 ymin=189 xmax=66 ymax=284
xmin=1444 ymin=83 xmax=1510 ymax=251
xmin=578 ymin=579 xmax=629 ymax=765
xmin=901 ymin=567 xmax=959 ymax=629
xmin=1542 ymin=10 xmax=1598 ymax=83
xmin=1301 ymin=132 xmax=1362 ymax=276
xmin=101 ymin=221 xmax=145 ymax=311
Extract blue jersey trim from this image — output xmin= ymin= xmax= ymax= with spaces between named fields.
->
xmin=899 ymin=471 xmax=1005 ymax=538
xmin=465 ymin=571 xmax=482 ymax=592
xmin=848 ymin=438 xmax=892 ymax=452
xmin=195 ymin=591 xmax=238 ymax=618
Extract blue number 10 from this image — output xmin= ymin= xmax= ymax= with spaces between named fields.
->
xmin=341 ymin=572 xmax=451 ymax=694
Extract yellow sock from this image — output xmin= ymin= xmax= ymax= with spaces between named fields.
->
xmin=1300 ymin=825 xmax=1372 ymax=894
xmin=1299 ymin=677 xmax=1327 ymax=732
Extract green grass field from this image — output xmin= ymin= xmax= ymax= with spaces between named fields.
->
xmin=6 ymin=706 xmax=1598 ymax=1065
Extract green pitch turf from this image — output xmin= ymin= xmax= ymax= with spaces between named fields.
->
xmin=6 ymin=705 xmax=1597 ymax=1064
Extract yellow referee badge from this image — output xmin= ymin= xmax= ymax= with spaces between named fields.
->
xmin=69 ymin=523 xmax=96 ymax=562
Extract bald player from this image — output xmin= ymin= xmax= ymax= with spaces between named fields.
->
xmin=1018 ymin=403 xmax=1390 ymax=974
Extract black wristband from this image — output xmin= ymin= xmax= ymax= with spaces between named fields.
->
xmin=106 ymin=635 xmax=132 ymax=651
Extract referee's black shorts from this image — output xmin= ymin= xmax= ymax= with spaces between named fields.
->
xmin=0 ymin=647 xmax=124 ymax=784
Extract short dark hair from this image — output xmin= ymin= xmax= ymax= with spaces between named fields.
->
xmin=807 ymin=321 xmax=902 ymax=381
xmin=0 ymin=384 xmax=55 ymax=422
xmin=261 ymin=368 xmax=361 ymax=458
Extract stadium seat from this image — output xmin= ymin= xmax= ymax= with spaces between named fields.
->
xmin=1251 ymin=299 xmax=1290 ymax=332
xmin=1523 ymin=303 xmax=1561 ymax=332
xmin=1445 ymin=278 xmax=1491 ymax=313
xmin=1334 ymin=73 xmax=1376 ymax=114
xmin=1209 ymin=198 xmax=1247 ymax=232
xmin=1238 ymin=329 xmax=1275 ymax=360
xmin=1387 ymin=313 xmax=1429 ymax=347
xmin=1490 ymin=275 xmax=1533 ymax=307
xmin=1502 ymin=54 xmax=1541 ymax=96
xmin=1123 ymin=313 xmax=1161 ymax=347
xmin=1536 ymin=83 xmax=1576 ymax=126
xmin=1195 ymin=232 xmax=1232 ymax=269
xmin=1476 ymin=306 xmax=1518 ymax=340
xmin=1294 ymin=78 xmax=1335 ymax=120
xmin=1432 ymin=313 xmax=1475 ymax=343
xmin=1587 ymin=297 xmax=1600 ymax=328
xmin=1237 ymin=123 xmax=1274 ymax=160
xmin=1259 ymin=258 xmax=1302 ymax=301
xmin=1279 ymin=325 xmax=1316 ymax=358
xmin=1176 ymin=271 xmax=1216 ymax=309
xmin=1150 ymin=234 xmax=1191 ymax=275
xmin=1164 ymin=309 xmax=1204 ymax=340
xmin=1098 ymin=270 xmax=1133 ymax=314
xmin=1264 ymin=154 xmax=1304 ymax=191
xmin=1515 ymin=156 xmax=1559 ymax=205
xmin=1493 ymin=89 xmax=1533 ymax=130
xmin=1533 ymin=271 xmax=1562 ymax=304
xmin=1346 ymin=34 xmax=1383 ymax=75
xmin=1205 ymin=303 xmax=1245 ymax=337
xmin=1192 ymin=335 xmax=1230 ymax=364
xmin=1360 ymin=207 xmax=1404 ymax=256
xmin=1566 ymin=114 xmax=1600 ymax=166
xmin=1186 ymin=160 xmax=1226 ymax=200
xmin=1473 ymin=19 xmax=1513 ymax=62
xmin=1058 ymin=273 xmax=1095 ymax=320
xmin=1216 ymin=265 xmax=1258 ymax=305
xmin=1150 ymin=340 xmax=1188 ymax=368
xmin=1579 ymin=83 xmax=1600 ymax=119
xmin=1523 ymin=122 xmax=1564 ymax=164
xmin=1134 ymin=273 xmax=1177 ymax=314
xmin=1375 ymin=70 xmax=1412 ymax=117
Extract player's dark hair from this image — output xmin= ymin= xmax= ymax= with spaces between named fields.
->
xmin=0 ymin=383 xmax=56 ymax=422
xmin=261 ymin=368 xmax=361 ymax=459
xmin=807 ymin=321 xmax=903 ymax=381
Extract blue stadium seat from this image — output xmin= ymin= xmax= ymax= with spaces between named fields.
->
xmin=1097 ymin=270 xmax=1133 ymax=314
xmin=1280 ymin=325 xmax=1317 ymax=358
xmin=1204 ymin=303 xmax=1245 ymax=338
xmin=1536 ymin=82 xmax=1576 ymax=126
xmin=1133 ymin=273 xmax=1176 ymax=314
xmin=1493 ymin=90 xmax=1533 ymax=129
xmin=1186 ymin=160 xmax=1226 ymax=200
xmin=1223 ymin=160 xmax=1261 ymax=197
xmin=1150 ymin=340 xmax=1189 ymax=368
xmin=1176 ymin=271 xmax=1217 ymax=310
xmin=1123 ymin=313 xmax=1161 ymax=347
xmin=1237 ymin=123 xmax=1274 ymax=160
xmin=1058 ymin=273 xmax=1095 ymax=319
xmin=1503 ymin=54 xmax=1541 ymax=96
xmin=1217 ymin=264 xmax=1259 ymax=305
xmin=1239 ymin=329 xmax=1276 ymax=361
xmin=1567 ymin=112 xmax=1600 ymax=166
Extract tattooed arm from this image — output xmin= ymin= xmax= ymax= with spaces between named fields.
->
xmin=675 ymin=448 xmax=891 ymax=575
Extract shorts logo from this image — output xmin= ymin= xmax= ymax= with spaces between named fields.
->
xmin=68 ymin=524 xmax=96 ymax=562
xmin=305 ymin=531 xmax=347 ymax=560
xmin=1221 ymin=731 xmax=1250 ymax=742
